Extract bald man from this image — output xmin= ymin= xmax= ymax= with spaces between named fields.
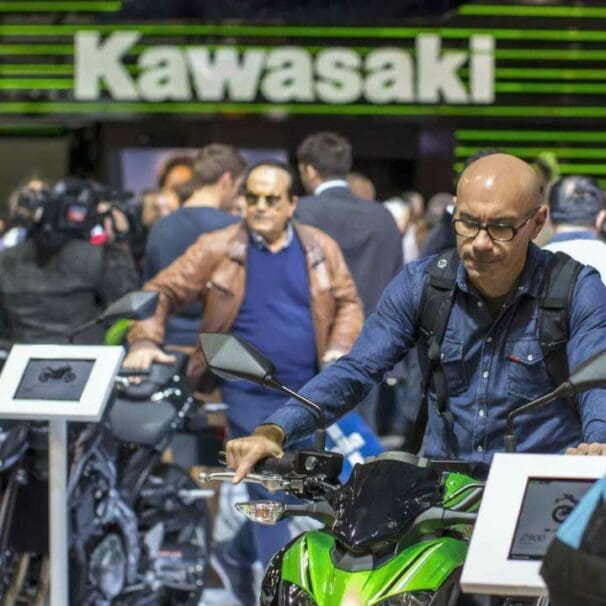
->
xmin=227 ymin=153 xmax=606 ymax=479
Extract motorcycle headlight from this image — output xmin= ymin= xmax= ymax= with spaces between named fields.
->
xmin=277 ymin=581 xmax=316 ymax=605
xmin=376 ymin=590 xmax=434 ymax=606
xmin=261 ymin=547 xmax=284 ymax=605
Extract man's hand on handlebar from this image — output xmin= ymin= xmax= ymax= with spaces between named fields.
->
xmin=123 ymin=341 xmax=176 ymax=374
xmin=566 ymin=442 xmax=606 ymax=456
xmin=226 ymin=425 xmax=285 ymax=484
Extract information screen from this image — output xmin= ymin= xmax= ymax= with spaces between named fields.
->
xmin=14 ymin=358 xmax=95 ymax=401
xmin=509 ymin=478 xmax=594 ymax=560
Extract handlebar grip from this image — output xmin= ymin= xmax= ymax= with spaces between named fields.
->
xmin=253 ymin=452 xmax=296 ymax=475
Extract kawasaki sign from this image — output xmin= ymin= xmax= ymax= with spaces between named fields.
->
xmin=74 ymin=32 xmax=495 ymax=104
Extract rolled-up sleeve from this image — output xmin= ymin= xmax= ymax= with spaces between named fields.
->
xmin=567 ymin=266 xmax=606 ymax=443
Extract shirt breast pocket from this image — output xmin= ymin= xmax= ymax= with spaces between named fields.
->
xmin=440 ymin=337 xmax=467 ymax=395
xmin=506 ymin=338 xmax=553 ymax=401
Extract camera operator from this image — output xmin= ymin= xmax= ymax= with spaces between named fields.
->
xmin=0 ymin=178 xmax=140 ymax=344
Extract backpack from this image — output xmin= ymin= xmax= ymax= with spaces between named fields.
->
xmin=541 ymin=473 xmax=606 ymax=606
xmin=409 ymin=249 xmax=583 ymax=454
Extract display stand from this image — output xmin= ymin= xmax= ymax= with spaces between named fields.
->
xmin=0 ymin=344 xmax=124 ymax=606
xmin=461 ymin=453 xmax=606 ymax=597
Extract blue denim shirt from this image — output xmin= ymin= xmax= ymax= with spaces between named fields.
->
xmin=264 ymin=244 xmax=606 ymax=462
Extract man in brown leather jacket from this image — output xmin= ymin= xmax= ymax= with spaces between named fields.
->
xmin=125 ymin=161 xmax=363 ymax=385
xmin=124 ymin=161 xmax=363 ymax=603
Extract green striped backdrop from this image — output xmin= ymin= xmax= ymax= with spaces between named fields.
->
xmin=2 ymin=1 xmax=606 ymax=182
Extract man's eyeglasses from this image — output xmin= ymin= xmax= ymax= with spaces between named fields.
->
xmin=244 ymin=191 xmax=284 ymax=208
xmin=453 ymin=207 xmax=540 ymax=242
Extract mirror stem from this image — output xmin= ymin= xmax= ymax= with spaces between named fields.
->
xmin=504 ymin=381 xmax=574 ymax=452
xmin=264 ymin=377 xmax=327 ymax=450
xmin=68 ymin=318 xmax=100 ymax=343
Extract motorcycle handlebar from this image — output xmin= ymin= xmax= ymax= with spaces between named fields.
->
xmin=253 ymin=452 xmax=296 ymax=475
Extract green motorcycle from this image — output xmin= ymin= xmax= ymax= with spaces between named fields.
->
xmin=198 ymin=333 xmax=549 ymax=606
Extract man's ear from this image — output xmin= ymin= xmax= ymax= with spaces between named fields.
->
xmin=531 ymin=205 xmax=549 ymax=238
xmin=218 ymin=171 xmax=233 ymax=191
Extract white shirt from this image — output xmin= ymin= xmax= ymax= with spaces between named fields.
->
xmin=544 ymin=231 xmax=606 ymax=285
xmin=314 ymin=180 xmax=348 ymax=195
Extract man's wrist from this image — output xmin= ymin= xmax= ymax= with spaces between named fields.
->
xmin=129 ymin=339 xmax=159 ymax=351
xmin=253 ymin=424 xmax=286 ymax=446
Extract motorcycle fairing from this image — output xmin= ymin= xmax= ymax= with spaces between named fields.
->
xmin=280 ymin=531 xmax=467 ymax=605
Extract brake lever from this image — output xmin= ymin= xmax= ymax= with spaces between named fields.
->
xmin=198 ymin=471 xmax=289 ymax=493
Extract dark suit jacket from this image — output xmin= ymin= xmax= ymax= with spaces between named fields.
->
xmin=295 ymin=185 xmax=403 ymax=316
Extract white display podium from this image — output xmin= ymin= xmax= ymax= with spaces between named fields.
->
xmin=0 ymin=344 xmax=124 ymax=606
xmin=461 ymin=453 xmax=606 ymax=597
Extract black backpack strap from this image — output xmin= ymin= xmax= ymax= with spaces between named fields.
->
xmin=409 ymin=249 xmax=460 ymax=453
xmin=539 ymin=251 xmax=583 ymax=390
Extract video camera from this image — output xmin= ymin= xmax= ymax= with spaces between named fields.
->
xmin=33 ymin=178 xmax=134 ymax=245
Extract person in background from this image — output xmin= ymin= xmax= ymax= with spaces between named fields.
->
xmin=0 ymin=178 xmax=139 ymax=343
xmin=544 ymin=175 xmax=606 ymax=284
xmin=230 ymin=183 xmax=248 ymax=219
xmin=157 ymin=154 xmax=194 ymax=192
xmin=383 ymin=197 xmax=411 ymax=263
xmin=124 ymin=162 xmax=363 ymax=604
xmin=0 ymin=177 xmax=49 ymax=251
xmin=401 ymin=189 xmax=425 ymax=222
xmin=346 ymin=171 xmax=376 ymax=201
xmin=139 ymin=189 xmax=179 ymax=231
xmin=296 ymin=132 xmax=402 ymax=317
xmin=295 ymin=132 xmax=402 ymax=430
xmin=143 ymin=143 xmax=246 ymax=348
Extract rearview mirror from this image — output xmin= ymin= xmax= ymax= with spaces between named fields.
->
xmin=99 ymin=291 xmax=159 ymax=323
xmin=569 ymin=349 xmax=606 ymax=393
xmin=199 ymin=333 xmax=276 ymax=385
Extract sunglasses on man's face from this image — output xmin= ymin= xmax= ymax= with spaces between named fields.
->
xmin=244 ymin=191 xmax=284 ymax=208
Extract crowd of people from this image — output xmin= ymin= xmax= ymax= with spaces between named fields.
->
xmin=1 ymin=132 xmax=606 ymax=604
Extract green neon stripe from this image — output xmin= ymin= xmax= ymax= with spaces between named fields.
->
xmin=2 ymin=102 xmax=606 ymax=118
xmin=0 ymin=2 xmax=120 ymax=12
xmin=13 ymin=77 xmax=606 ymax=95
xmin=495 ymin=49 xmax=606 ymax=61
xmin=456 ymin=146 xmax=606 ymax=160
xmin=1 ymin=24 xmax=606 ymax=42
xmin=0 ymin=45 xmax=73 ymax=55
xmin=1 ymin=43 xmax=605 ymax=66
xmin=459 ymin=5 xmax=606 ymax=18
xmin=0 ymin=65 xmax=73 ymax=75
xmin=495 ymin=68 xmax=606 ymax=80
xmin=495 ymin=82 xmax=606 ymax=94
xmin=453 ymin=159 xmax=606 ymax=179
xmin=0 ymin=79 xmax=72 ymax=90
xmin=456 ymin=130 xmax=606 ymax=143
xmin=559 ymin=163 xmax=606 ymax=175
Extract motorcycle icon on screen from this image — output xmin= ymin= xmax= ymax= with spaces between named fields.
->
xmin=38 ymin=365 xmax=76 ymax=383
xmin=551 ymin=494 xmax=579 ymax=523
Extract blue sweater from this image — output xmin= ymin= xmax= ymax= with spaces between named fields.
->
xmin=222 ymin=234 xmax=318 ymax=436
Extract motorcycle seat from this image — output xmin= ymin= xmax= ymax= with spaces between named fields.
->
xmin=108 ymin=398 xmax=176 ymax=446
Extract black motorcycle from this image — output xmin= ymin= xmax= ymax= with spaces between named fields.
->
xmin=68 ymin=352 xmax=211 ymax=605
xmin=0 ymin=348 xmax=51 ymax=605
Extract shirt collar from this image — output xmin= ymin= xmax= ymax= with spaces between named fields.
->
xmin=455 ymin=242 xmax=544 ymax=300
xmin=314 ymin=180 xmax=349 ymax=195
xmin=249 ymin=221 xmax=294 ymax=252
xmin=550 ymin=230 xmax=598 ymax=243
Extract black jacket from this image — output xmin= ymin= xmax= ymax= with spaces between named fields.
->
xmin=296 ymin=185 xmax=403 ymax=316
xmin=0 ymin=239 xmax=140 ymax=344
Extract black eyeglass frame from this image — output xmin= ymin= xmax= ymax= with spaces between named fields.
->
xmin=452 ymin=206 xmax=541 ymax=242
